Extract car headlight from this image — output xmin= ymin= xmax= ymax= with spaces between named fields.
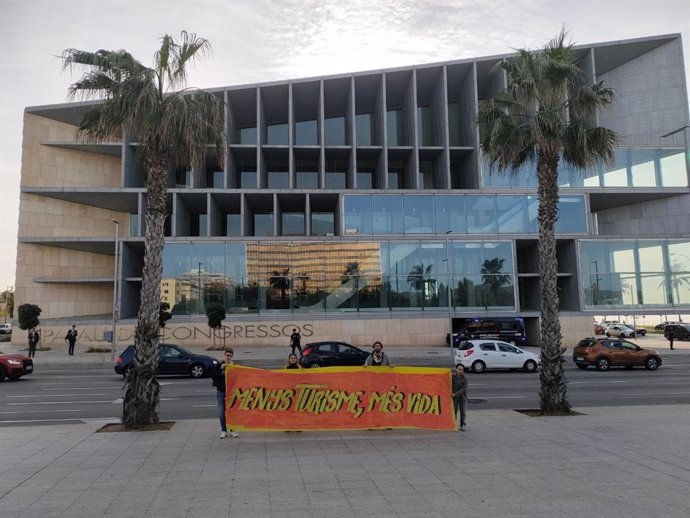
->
xmin=212 ymin=360 xmax=218 ymax=364
xmin=7 ymin=359 xmax=22 ymax=366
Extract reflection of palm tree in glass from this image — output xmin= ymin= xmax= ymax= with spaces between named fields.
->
xmin=295 ymin=272 xmax=310 ymax=305
xmin=658 ymin=260 xmax=690 ymax=305
xmin=269 ymin=268 xmax=291 ymax=308
xmin=481 ymin=258 xmax=511 ymax=306
xmin=407 ymin=263 xmax=436 ymax=305
xmin=341 ymin=262 xmax=362 ymax=309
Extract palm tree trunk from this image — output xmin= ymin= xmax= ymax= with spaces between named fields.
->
xmin=122 ymin=155 xmax=166 ymax=427
xmin=537 ymin=151 xmax=571 ymax=414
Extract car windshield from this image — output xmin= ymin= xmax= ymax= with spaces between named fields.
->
xmin=162 ymin=344 xmax=191 ymax=356
xmin=458 ymin=341 xmax=473 ymax=351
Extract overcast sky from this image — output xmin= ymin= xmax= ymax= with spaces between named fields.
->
xmin=1 ymin=0 xmax=689 ymax=291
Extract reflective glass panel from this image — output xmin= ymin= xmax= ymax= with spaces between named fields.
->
xmin=434 ymin=195 xmax=466 ymax=234
xmin=387 ymin=110 xmax=405 ymax=146
xmin=295 ymin=120 xmax=318 ymax=145
xmin=241 ymin=171 xmax=257 ymax=189
xmin=660 ymin=150 xmax=687 ymax=187
xmin=311 ymin=213 xmax=334 ymax=236
xmin=239 ymin=127 xmax=257 ymax=145
xmin=296 ymin=171 xmax=319 ymax=189
xmin=556 ymin=196 xmax=588 ymax=233
xmin=466 ymin=196 xmax=497 ymax=233
xmin=325 ymin=171 xmax=346 ymax=189
xmin=372 ymin=195 xmax=403 ymax=234
xmin=254 ymin=214 xmax=274 ymax=236
xmin=325 ymin=117 xmax=346 ymax=146
xmin=282 ymin=213 xmax=304 ymax=236
xmin=640 ymin=273 xmax=668 ymax=305
xmin=226 ymin=214 xmax=241 ymax=236
xmin=631 ymin=149 xmax=657 ymax=187
xmin=357 ymin=171 xmax=373 ymax=189
xmin=344 ymin=196 xmax=372 ymax=235
xmin=266 ymin=123 xmax=289 ymax=145
xmin=356 ymin=113 xmax=373 ymax=146
xmin=602 ymin=149 xmax=628 ymax=186
xmin=496 ymin=196 xmax=528 ymax=233
xmin=403 ymin=196 xmax=434 ymax=233
xmin=267 ymin=171 xmax=289 ymax=189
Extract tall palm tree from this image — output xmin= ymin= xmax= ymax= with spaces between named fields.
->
xmin=407 ymin=263 xmax=435 ymax=307
xmin=62 ymin=32 xmax=224 ymax=427
xmin=341 ymin=262 xmax=362 ymax=309
xmin=269 ymin=268 xmax=291 ymax=307
xmin=480 ymin=258 xmax=512 ymax=306
xmin=477 ymin=30 xmax=618 ymax=414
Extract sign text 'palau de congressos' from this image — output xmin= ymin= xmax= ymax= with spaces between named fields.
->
xmin=224 ymin=365 xmax=456 ymax=431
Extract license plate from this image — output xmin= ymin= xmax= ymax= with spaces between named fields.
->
xmin=25 ymin=366 xmax=33 ymax=372
xmin=575 ymin=357 xmax=584 ymax=361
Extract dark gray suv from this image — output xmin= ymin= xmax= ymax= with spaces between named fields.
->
xmin=664 ymin=324 xmax=690 ymax=341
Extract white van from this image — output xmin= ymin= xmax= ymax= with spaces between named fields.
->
xmin=0 ymin=323 xmax=12 ymax=334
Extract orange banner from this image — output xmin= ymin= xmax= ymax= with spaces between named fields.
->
xmin=224 ymin=365 xmax=456 ymax=431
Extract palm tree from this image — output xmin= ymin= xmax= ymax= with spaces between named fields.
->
xmin=477 ymin=30 xmax=618 ymax=414
xmin=269 ymin=268 xmax=291 ymax=308
xmin=62 ymin=32 xmax=224 ymax=427
xmin=407 ymin=263 xmax=435 ymax=307
xmin=341 ymin=262 xmax=362 ymax=309
xmin=481 ymin=258 xmax=512 ymax=306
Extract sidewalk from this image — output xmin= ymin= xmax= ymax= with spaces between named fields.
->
xmin=1 ymin=405 xmax=689 ymax=517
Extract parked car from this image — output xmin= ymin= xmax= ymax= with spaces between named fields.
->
xmin=452 ymin=340 xmax=540 ymax=373
xmin=605 ymin=324 xmax=636 ymax=338
xmin=0 ymin=323 xmax=12 ymax=334
xmin=655 ymin=321 xmax=680 ymax=331
xmin=0 ymin=353 xmax=33 ymax=381
xmin=594 ymin=323 xmax=606 ymax=335
xmin=664 ymin=323 xmax=690 ymax=341
xmin=572 ymin=338 xmax=662 ymax=371
xmin=114 ymin=343 xmax=219 ymax=378
xmin=299 ymin=341 xmax=370 ymax=368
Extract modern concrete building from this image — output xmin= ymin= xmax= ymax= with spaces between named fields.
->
xmin=14 ymin=34 xmax=690 ymax=348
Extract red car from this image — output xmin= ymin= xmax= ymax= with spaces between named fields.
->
xmin=0 ymin=353 xmax=34 ymax=381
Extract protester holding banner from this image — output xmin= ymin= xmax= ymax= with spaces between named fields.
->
xmin=452 ymin=364 xmax=468 ymax=431
xmin=363 ymin=341 xmax=392 ymax=366
xmin=211 ymin=348 xmax=239 ymax=439
xmin=285 ymin=353 xmax=302 ymax=369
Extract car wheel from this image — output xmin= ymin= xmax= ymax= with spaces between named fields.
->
xmin=0 ymin=366 xmax=6 ymax=382
xmin=576 ymin=364 xmax=588 ymax=370
xmin=596 ymin=357 xmax=610 ymax=371
xmin=309 ymin=363 xmax=321 ymax=368
xmin=523 ymin=360 xmax=538 ymax=373
xmin=644 ymin=357 xmax=660 ymax=371
xmin=605 ymin=333 xmax=611 ymax=337
xmin=190 ymin=363 xmax=206 ymax=378
xmin=471 ymin=361 xmax=486 ymax=374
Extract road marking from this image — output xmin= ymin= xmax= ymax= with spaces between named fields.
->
xmin=8 ymin=401 xmax=115 ymax=406
xmin=473 ymin=395 xmax=528 ymax=399
xmin=0 ymin=409 xmax=86 ymax=414
xmin=7 ymin=394 xmax=111 ymax=398
xmin=193 ymin=404 xmax=216 ymax=408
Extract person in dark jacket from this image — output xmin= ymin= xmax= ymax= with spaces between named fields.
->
xmin=452 ymin=364 xmax=468 ymax=431
xmin=28 ymin=328 xmax=40 ymax=358
xmin=289 ymin=328 xmax=302 ymax=356
xmin=667 ymin=327 xmax=675 ymax=350
xmin=65 ymin=325 xmax=78 ymax=355
xmin=211 ymin=348 xmax=239 ymax=439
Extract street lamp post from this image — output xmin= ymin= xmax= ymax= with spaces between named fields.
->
xmin=198 ymin=262 xmax=203 ymax=314
xmin=111 ymin=220 xmax=120 ymax=361
xmin=444 ymin=230 xmax=453 ymax=346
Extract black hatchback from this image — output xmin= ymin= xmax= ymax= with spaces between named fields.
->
xmin=299 ymin=341 xmax=370 ymax=368
xmin=114 ymin=343 xmax=219 ymax=378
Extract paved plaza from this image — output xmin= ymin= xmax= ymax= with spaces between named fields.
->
xmin=1 ymin=404 xmax=690 ymax=517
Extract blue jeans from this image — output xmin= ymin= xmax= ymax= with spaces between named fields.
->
xmin=453 ymin=397 xmax=467 ymax=426
xmin=216 ymin=390 xmax=226 ymax=432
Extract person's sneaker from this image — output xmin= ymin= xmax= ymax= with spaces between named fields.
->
xmin=219 ymin=431 xmax=227 ymax=439
xmin=229 ymin=431 xmax=239 ymax=438
xmin=460 ymin=425 xmax=466 ymax=431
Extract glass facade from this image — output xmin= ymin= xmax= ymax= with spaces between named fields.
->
xmin=482 ymin=148 xmax=687 ymax=188
xmin=344 ymin=194 xmax=588 ymax=235
xmin=162 ymin=240 xmax=516 ymax=314
xmin=580 ymin=239 xmax=690 ymax=309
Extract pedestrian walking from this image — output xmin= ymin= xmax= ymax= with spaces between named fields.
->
xmin=211 ymin=348 xmax=239 ymax=439
xmin=452 ymin=364 xmax=468 ymax=431
xmin=285 ymin=353 xmax=302 ymax=369
xmin=363 ymin=341 xmax=392 ymax=366
xmin=27 ymin=328 xmax=40 ymax=358
xmin=667 ymin=327 xmax=675 ymax=350
xmin=289 ymin=328 xmax=302 ymax=356
xmin=65 ymin=325 xmax=78 ymax=355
